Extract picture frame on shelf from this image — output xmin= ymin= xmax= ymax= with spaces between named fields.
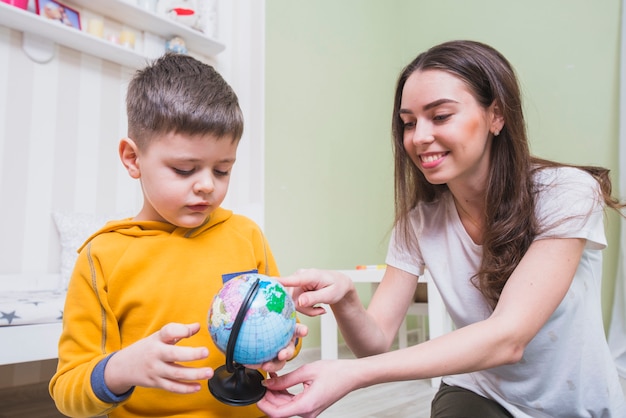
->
xmin=35 ymin=0 xmax=81 ymax=30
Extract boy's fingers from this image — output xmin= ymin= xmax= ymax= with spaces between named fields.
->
xmin=159 ymin=323 xmax=201 ymax=344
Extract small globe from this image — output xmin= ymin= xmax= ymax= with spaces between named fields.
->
xmin=208 ymin=273 xmax=297 ymax=365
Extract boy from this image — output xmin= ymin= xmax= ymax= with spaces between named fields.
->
xmin=49 ymin=53 xmax=304 ymax=417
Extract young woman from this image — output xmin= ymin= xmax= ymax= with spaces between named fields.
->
xmin=258 ymin=40 xmax=626 ymax=417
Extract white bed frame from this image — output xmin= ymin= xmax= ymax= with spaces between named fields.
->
xmin=0 ymin=274 xmax=64 ymax=366
xmin=0 ymin=323 xmax=62 ymax=366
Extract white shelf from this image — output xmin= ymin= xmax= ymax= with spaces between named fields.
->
xmin=66 ymin=0 xmax=224 ymax=56
xmin=0 ymin=1 xmax=224 ymax=69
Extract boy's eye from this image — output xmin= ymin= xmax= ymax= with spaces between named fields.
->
xmin=214 ymin=169 xmax=230 ymax=177
xmin=173 ymin=167 xmax=194 ymax=176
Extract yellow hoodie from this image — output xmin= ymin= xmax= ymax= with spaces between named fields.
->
xmin=50 ymin=208 xmax=277 ymax=417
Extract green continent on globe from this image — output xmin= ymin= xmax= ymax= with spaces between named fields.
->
xmin=261 ymin=281 xmax=287 ymax=314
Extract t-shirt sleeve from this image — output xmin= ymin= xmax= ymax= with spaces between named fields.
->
xmin=534 ymin=167 xmax=606 ymax=250
xmin=385 ymin=223 xmax=425 ymax=277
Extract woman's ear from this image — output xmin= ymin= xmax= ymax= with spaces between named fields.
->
xmin=490 ymin=101 xmax=505 ymax=136
xmin=119 ymin=137 xmax=141 ymax=179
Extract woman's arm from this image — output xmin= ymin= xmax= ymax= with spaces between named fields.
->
xmin=279 ymin=266 xmax=419 ymax=356
xmin=365 ymin=237 xmax=585 ymax=379
xmin=335 ymin=266 xmax=418 ymax=357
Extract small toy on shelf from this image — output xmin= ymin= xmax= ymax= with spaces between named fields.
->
xmin=165 ymin=36 xmax=187 ymax=54
xmin=157 ymin=0 xmax=197 ymax=28
xmin=120 ymin=29 xmax=136 ymax=49
xmin=86 ymin=17 xmax=104 ymax=38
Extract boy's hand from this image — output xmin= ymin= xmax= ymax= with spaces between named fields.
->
xmin=249 ymin=321 xmax=308 ymax=373
xmin=104 ymin=322 xmax=213 ymax=395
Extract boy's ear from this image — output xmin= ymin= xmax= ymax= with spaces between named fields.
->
xmin=119 ymin=138 xmax=141 ymax=179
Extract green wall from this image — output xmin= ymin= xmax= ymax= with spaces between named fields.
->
xmin=265 ymin=0 xmax=622 ymax=349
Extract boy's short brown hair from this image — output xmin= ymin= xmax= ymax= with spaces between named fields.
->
xmin=126 ymin=53 xmax=243 ymax=148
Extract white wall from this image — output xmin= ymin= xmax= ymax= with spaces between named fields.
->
xmin=214 ymin=0 xmax=266 ymax=229
xmin=0 ymin=27 xmax=140 ymax=276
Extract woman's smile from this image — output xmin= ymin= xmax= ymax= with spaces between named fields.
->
xmin=420 ymin=152 xmax=449 ymax=168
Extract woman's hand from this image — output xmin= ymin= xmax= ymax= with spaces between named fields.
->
xmin=257 ymin=360 xmax=356 ymax=418
xmin=278 ymin=269 xmax=355 ymax=316
xmin=103 ymin=322 xmax=213 ymax=395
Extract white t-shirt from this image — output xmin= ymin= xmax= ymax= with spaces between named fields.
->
xmin=386 ymin=166 xmax=626 ymax=417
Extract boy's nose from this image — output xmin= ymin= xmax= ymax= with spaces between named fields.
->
xmin=194 ymin=174 xmax=215 ymax=194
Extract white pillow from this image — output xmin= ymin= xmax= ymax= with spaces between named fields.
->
xmin=52 ymin=212 xmax=124 ymax=289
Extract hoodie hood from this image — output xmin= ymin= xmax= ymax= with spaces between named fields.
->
xmin=78 ymin=207 xmax=233 ymax=252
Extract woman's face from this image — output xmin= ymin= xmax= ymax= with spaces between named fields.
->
xmin=399 ymin=69 xmax=501 ymax=191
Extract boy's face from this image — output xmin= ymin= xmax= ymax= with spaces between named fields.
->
xmin=127 ymin=132 xmax=238 ymax=228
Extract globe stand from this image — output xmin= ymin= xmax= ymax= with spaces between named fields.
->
xmin=209 ymin=277 xmax=266 ymax=406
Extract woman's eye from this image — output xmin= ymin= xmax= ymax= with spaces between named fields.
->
xmin=433 ymin=114 xmax=451 ymax=122
xmin=402 ymin=121 xmax=416 ymax=130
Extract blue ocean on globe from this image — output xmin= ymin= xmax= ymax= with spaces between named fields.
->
xmin=208 ymin=273 xmax=297 ymax=364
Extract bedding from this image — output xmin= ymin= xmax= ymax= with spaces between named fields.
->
xmin=0 ymin=289 xmax=66 ymax=326
xmin=0 ymin=274 xmax=64 ymax=327
xmin=53 ymin=211 xmax=121 ymax=289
